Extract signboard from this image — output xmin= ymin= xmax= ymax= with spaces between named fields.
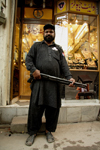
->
xmin=70 ymin=0 xmax=97 ymax=15
xmin=57 ymin=1 xmax=66 ymax=13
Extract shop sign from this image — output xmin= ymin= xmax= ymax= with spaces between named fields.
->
xmin=57 ymin=1 xmax=66 ymax=13
xmin=70 ymin=0 xmax=98 ymax=15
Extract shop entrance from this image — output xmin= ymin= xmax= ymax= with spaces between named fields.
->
xmin=11 ymin=8 xmax=53 ymax=101
xmin=19 ymin=24 xmax=44 ymax=99
xmin=11 ymin=23 xmax=45 ymax=100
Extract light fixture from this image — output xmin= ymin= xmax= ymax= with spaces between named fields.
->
xmin=62 ymin=20 xmax=68 ymax=25
xmin=30 ymin=0 xmax=33 ymax=7
xmin=23 ymin=38 xmax=26 ymax=43
xmin=43 ymin=0 xmax=45 ymax=8
xmin=75 ymin=20 xmax=78 ymax=25
xmin=75 ymin=23 xmax=88 ymax=39
xmin=70 ymin=27 xmax=73 ymax=31
xmin=57 ymin=15 xmax=66 ymax=20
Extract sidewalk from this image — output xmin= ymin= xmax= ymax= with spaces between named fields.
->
xmin=0 ymin=121 xmax=100 ymax=150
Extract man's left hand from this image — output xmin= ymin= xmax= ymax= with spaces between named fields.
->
xmin=69 ymin=78 xmax=75 ymax=87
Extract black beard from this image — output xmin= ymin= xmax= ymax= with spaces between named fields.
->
xmin=44 ymin=35 xmax=54 ymax=43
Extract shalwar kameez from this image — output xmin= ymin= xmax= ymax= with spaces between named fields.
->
xmin=25 ymin=40 xmax=72 ymax=135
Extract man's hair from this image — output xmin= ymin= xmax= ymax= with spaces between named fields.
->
xmin=43 ymin=24 xmax=55 ymax=31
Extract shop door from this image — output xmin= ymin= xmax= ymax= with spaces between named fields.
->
xmin=19 ymin=24 xmax=44 ymax=99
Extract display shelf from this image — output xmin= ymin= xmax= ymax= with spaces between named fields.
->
xmin=70 ymin=69 xmax=99 ymax=72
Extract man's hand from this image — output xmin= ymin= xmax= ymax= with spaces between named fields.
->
xmin=69 ymin=78 xmax=75 ymax=87
xmin=33 ymin=69 xmax=41 ymax=80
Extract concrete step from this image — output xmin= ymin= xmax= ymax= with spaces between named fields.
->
xmin=10 ymin=99 xmax=100 ymax=133
xmin=10 ymin=116 xmax=46 ymax=133
xmin=1 ymin=100 xmax=100 ymax=125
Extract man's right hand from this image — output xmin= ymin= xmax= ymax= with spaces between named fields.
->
xmin=32 ymin=70 xmax=41 ymax=79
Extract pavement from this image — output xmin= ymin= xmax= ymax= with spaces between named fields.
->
xmin=0 ymin=121 xmax=100 ymax=150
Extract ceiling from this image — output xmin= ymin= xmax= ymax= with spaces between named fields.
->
xmin=17 ymin=0 xmax=53 ymax=8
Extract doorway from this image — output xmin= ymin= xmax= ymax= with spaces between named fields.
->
xmin=11 ymin=0 xmax=53 ymax=102
xmin=19 ymin=24 xmax=44 ymax=99
xmin=12 ymin=23 xmax=20 ymax=99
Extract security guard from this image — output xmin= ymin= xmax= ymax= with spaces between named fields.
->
xmin=25 ymin=24 xmax=75 ymax=146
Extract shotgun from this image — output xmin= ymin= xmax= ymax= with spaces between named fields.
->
xmin=27 ymin=73 xmax=87 ymax=88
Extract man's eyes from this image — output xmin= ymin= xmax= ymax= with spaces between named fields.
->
xmin=45 ymin=31 xmax=53 ymax=33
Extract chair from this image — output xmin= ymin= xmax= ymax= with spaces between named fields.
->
xmin=77 ymin=75 xmax=96 ymax=99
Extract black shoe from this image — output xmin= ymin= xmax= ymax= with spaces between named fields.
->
xmin=46 ymin=132 xmax=54 ymax=143
xmin=25 ymin=134 xmax=36 ymax=146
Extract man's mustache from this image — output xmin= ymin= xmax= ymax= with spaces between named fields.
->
xmin=46 ymin=35 xmax=52 ymax=37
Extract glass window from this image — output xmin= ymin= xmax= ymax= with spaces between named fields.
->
xmin=55 ymin=13 xmax=98 ymax=70
xmin=20 ymin=24 xmax=44 ymax=97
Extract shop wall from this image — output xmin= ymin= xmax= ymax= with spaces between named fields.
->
xmin=0 ymin=0 xmax=15 ymax=106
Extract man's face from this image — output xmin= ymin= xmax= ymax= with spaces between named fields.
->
xmin=43 ymin=28 xmax=55 ymax=43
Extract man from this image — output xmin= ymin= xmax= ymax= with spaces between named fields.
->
xmin=25 ymin=24 xmax=75 ymax=146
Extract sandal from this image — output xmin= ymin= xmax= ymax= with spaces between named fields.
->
xmin=25 ymin=134 xmax=36 ymax=146
xmin=46 ymin=132 xmax=54 ymax=143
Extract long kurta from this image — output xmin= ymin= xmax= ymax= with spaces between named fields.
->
xmin=25 ymin=40 xmax=72 ymax=108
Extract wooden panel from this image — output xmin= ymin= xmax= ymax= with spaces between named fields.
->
xmin=24 ymin=8 xmax=52 ymax=19
xmin=20 ymin=65 xmax=31 ymax=96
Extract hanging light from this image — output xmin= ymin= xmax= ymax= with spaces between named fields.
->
xmin=75 ymin=20 xmax=78 ymax=23
xmin=30 ymin=0 xmax=33 ymax=7
xmin=43 ymin=0 xmax=45 ymax=8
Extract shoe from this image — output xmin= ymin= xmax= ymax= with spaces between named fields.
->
xmin=25 ymin=134 xmax=36 ymax=146
xmin=46 ymin=132 xmax=54 ymax=143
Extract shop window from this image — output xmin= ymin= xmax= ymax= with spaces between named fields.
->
xmin=55 ymin=13 xmax=98 ymax=70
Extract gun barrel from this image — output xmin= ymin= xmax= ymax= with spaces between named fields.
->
xmin=40 ymin=73 xmax=87 ymax=88
xmin=29 ymin=73 xmax=87 ymax=88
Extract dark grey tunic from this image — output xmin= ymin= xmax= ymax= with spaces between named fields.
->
xmin=25 ymin=40 xmax=72 ymax=108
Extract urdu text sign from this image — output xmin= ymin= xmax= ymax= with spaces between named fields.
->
xmin=70 ymin=0 xmax=97 ymax=15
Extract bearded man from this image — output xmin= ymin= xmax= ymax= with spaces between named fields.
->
xmin=25 ymin=24 xmax=75 ymax=146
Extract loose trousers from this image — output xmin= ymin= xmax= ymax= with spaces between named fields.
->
xmin=28 ymin=103 xmax=60 ymax=135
